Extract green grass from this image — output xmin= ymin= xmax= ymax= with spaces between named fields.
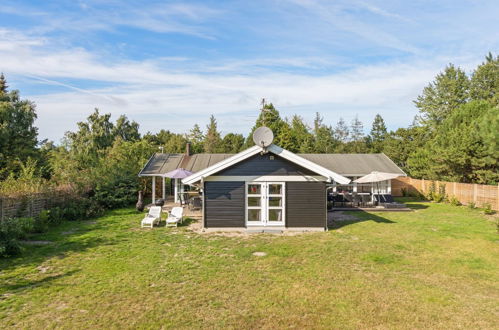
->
xmin=1 ymin=200 xmax=498 ymax=329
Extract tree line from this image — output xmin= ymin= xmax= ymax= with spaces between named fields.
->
xmin=0 ymin=53 xmax=497 ymax=205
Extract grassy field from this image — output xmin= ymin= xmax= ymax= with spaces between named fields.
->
xmin=0 ymin=199 xmax=498 ymax=329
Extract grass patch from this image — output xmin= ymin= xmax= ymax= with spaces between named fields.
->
xmin=0 ymin=203 xmax=498 ymax=328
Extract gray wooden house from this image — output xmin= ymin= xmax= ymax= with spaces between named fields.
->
xmin=139 ymin=136 xmax=405 ymax=231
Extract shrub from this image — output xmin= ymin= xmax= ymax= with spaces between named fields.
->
xmin=483 ymin=203 xmax=495 ymax=215
xmin=401 ymin=188 xmax=408 ymax=197
xmin=468 ymin=202 xmax=477 ymax=209
xmin=48 ymin=207 xmax=64 ymax=224
xmin=426 ymin=181 xmax=436 ymax=200
xmin=33 ymin=210 xmax=50 ymax=233
xmin=0 ymin=217 xmax=33 ymax=257
xmin=448 ymin=196 xmax=461 ymax=206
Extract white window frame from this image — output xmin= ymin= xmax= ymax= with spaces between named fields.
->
xmin=245 ymin=182 xmax=286 ymax=227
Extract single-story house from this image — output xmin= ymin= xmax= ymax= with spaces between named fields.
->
xmin=139 ymin=138 xmax=405 ymax=231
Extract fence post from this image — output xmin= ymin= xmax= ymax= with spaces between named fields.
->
xmin=473 ymin=184 xmax=478 ymax=205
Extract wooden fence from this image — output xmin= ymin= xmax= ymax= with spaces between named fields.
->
xmin=0 ymin=188 xmax=79 ymax=221
xmin=392 ymin=177 xmax=499 ymax=210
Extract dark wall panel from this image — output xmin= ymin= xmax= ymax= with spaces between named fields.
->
xmin=205 ymin=181 xmax=245 ymax=228
xmin=217 ymin=154 xmax=317 ymax=176
xmin=286 ymin=182 xmax=326 ymax=228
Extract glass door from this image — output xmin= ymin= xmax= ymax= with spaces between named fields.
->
xmin=266 ymin=183 xmax=285 ymax=226
xmin=247 ymin=183 xmax=264 ymax=226
xmin=246 ymin=182 xmax=285 ymax=226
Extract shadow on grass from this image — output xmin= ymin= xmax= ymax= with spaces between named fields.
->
xmin=0 ymin=208 xmax=135 ymax=277
xmin=0 ymin=269 xmax=79 ymax=296
xmin=406 ymin=203 xmax=430 ymax=210
xmin=154 ymin=216 xmax=197 ymax=228
xmin=328 ymin=210 xmax=396 ymax=230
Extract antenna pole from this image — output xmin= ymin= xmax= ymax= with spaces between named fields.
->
xmin=260 ymin=98 xmax=267 ymax=126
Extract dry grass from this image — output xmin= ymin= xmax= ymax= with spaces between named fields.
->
xmin=1 ymin=199 xmax=498 ymax=329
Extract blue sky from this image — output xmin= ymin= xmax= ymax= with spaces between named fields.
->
xmin=1 ymin=0 xmax=498 ymax=142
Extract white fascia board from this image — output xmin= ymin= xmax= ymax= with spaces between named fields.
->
xmin=182 ymin=145 xmax=262 ymax=185
xmin=204 ymin=175 xmax=326 ymax=182
xmin=267 ymin=145 xmax=351 ymax=184
xmin=182 ymin=144 xmax=352 ymax=185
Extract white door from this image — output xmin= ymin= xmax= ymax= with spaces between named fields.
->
xmin=246 ymin=182 xmax=285 ymax=226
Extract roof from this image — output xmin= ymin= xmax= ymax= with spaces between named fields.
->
xmin=182 ymin=144 xmax=351 ymax=185
xmin=139 ymin=151 xmax=405 ymax=178
xmin=139 ymin=153 xmax=233 ymax=176
xmin=299 ymin=154 xmax=406 ymax=176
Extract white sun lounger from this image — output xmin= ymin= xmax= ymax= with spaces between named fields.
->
xmin=141 ymin=206 xmax=162 ymax=228
xmin=165 ymin=207 xmax=183 ymax=227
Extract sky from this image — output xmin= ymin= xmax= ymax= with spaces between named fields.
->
xmin=1 ymin=0 xmax=498 ymax=142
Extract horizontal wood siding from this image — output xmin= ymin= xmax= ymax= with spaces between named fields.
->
xmin=286 ymin=182 xmax=326 ymax=228
xmin=216 ymin=154 xmax=317 ymax=176
xmin=205 ymin=181 xmax=245 ymax=228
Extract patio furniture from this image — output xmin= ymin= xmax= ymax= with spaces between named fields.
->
xmin=178 ymin=192 xmax=191 ymax=206
xmin=332 ymin=194 xmax=345 ymax=207
xmin=376 ymin=194 xmax=406 ymax=208
xmin=342 ymin=192 xmax=353 ymax=207
xmin=354 ymin=172 xmax=403 ymax=206
xmin=166 ymin=207 xmax=184 ymax=227
xmin=352 ymin=192 xmax=361 ymax=207
xmin=361 ymin=194 xmax=372 ymax=207
xmin=141 ymin=206 xmax=162 ymax=228
xmin=189 ymin=196 xmax=202 ymax=211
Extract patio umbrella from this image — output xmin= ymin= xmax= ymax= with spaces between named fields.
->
xmin=162 ymin=168 xmax=193 ymax=179
xmin=163 ymin=168 xmax=194 ymax=203
xmin=354 ymin=172 xmax=402 ymax=205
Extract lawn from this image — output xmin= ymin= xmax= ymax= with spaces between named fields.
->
xmin=0 ymin=199 xmax=498 ymax=329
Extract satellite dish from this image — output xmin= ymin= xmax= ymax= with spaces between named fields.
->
xmin=253 ymin=126 xmax=274 ymax=147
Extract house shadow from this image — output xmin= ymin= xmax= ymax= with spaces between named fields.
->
xmin=328 ymin=210 xmax=396 ymax=230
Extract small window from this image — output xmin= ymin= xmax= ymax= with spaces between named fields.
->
xmin=247 ymin=184 xmax=261 ymax=195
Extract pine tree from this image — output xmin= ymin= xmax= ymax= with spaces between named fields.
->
xmin=187 ymin=124 xmax=205 ymax=153
xmin=0 ymin=73 xmax=8 ymax=94
xmin=470 ymin=52 xmax=499 ymax=106
xmin=414 ymin=64 xmax=470 ymax=128
xmin=290 ymin=115 xmax=314 ymax=153
xmin=245 ymin=103 xmax=286 ymax=148
xmin=204 ymin=115 xmax=222 ymax=153
xmin=348 ymin=115 xmax=368 ymax=153
xmin=369 ymin=114 xmax=387 ymax=153
xmin=333 ymin=117 xmax=350 ymax=143
xmin=313 ymin=112 xmax=337 ymax=153
xmin=221 ymin=133 xmax=245 ymax=153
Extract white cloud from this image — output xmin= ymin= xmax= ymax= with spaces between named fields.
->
xmin=0 ymin=29 xmax=472 ymax=140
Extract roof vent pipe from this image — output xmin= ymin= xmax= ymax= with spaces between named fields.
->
xmin=186 ymin=142 xmax=191 ymax=156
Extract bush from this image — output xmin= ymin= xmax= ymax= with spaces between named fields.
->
xmin=33 ymin=210 xmax=50 ymax=233
xmin=468 ymin=202 xmax=477 ymax=209
xmin=483 ymin=203 xmax=495 ymax=215
xmin=48 ymin=207 xmax=64 ymax=224
xmin=0 ymin=217 xmax=34 ymax=257
xmin=426 ymin=181 xmax=436 ymax=200
xmin=401 ymin=188 xmax=408 ymax=197
xmin=448 ymin=196 xmax=461 ymax=206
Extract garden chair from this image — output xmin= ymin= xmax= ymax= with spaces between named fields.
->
xmin=166 ymin=207 xmax=184 ymax=227
xmin=141 ymin=206 xmax=162 ymax=228
xmin=189 ymin=196 xmax=202 ymax=211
